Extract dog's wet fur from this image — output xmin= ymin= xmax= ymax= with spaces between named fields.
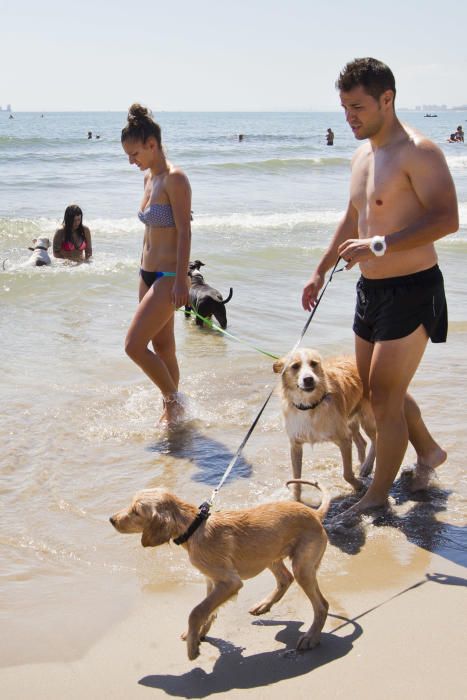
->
xmin=110 ymin=485 xmax=329 ymax=660
xmin=274 ymin=348 xmax=376 ymax=499
xmin=28 ymin=237 xmax=51 ymax=267
xmin=186 ymin=260 xmax=233 ymax=329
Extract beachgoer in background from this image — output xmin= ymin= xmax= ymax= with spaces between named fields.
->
xmin=53 ymin=204 xmax=92 ymax=261
xmin=302 ymin=57 xmax=458 ymax=523
xmin=238 ymin=134 xmax=244 ymax=142
xmin=87 ymin=131 xmax=92 ymax=139
xmin=447 ymin=132 xmax=460 ymax=143
xmin=326 ymin=128 xmax=334 ymax=145
xmin=95 ymin=134 xmax=100 ymax=139
xmin=456 ymin=125 xmax=464 ymax=142
xmin=121 ymin=104 xmax=191 ymax=425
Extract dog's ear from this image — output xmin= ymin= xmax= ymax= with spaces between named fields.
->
xmin=141 ymin=511 xmax=173 ymax=547
xmin=32 ymin=238 xmax=37 ymax=244
xmin=272 ymin=357 xmax=285 ymax=374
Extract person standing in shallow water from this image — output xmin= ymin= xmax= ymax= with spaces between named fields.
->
xmin=302 ymin=58 xmax=458 ymax=523
xmin=121 ymin=104 xmax=191 ymax=426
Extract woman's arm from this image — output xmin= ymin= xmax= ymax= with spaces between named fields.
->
xmin=53 ymin=229 xmax=65 ymax=258
xmin=84 ymin=226 xmax=92 ymax=259
xmin=166 ymin=170 xmax=192 ymax=308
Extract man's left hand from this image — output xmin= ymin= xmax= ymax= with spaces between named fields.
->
xmin=338 ymin=238 xmax=373 ymax=269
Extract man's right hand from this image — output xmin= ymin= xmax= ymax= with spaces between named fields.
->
xmin=302 ymin=271 xmax=325 ymax=311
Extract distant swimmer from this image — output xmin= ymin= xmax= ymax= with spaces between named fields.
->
xmin=456 ymin=125 xmax=464 ymax=142
xmin=95 ymin=134 xmax=101 ymax=139
xmin=238 ymin=134 xmax=244 ymax=142
xmin=326 ymin=128 xmax=334 ymax=145
xmin=447 ymin=131 xmax=461 ymax=143
xmin=9 ymin=114 xmax=13 ymax=119
xmin=87 ymin=131 xmax=92 ymax=139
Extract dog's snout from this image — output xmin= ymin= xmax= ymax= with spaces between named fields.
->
xmin=109 ymin=516 xmax=116 ymax=526
xmin=302 ymin=376 xmax=315 ymax=389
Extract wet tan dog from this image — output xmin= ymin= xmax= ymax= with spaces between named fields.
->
xmin=274 ymin=348 xmax=376 ymax=499
xmin=110 ymin=486 xmax=329 ymax=660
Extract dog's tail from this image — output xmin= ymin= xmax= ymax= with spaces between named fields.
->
xmin=286 ymin=479 xmax=330 ymax=520
xmin=221 ymin=288 xmax=233 ymax=305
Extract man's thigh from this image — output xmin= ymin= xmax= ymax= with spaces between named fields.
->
xmin=355 ymin=335 xmax=374 ymax=397
xmin=369 ymin=324 xmax=429 ymax=400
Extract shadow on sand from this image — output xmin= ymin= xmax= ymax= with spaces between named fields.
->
xmin=325 ymin=473 xmax=467 ymax=567
xmin=146 ymin=423 xmax=252 ymax=486
xmin=138 ymin=615 xmax=362 ymax=697
xmin=138 ymin=573 xmax=466 ymax=697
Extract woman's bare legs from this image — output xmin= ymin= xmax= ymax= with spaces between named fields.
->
xmin=125 ymin=277 xmax=183 ymax=424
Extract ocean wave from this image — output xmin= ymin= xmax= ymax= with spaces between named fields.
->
xmin=445 ymin=153 xmax=467 ymax=170
xmin=195 ymin=210 xmax=344 ymax=230
xmin=209 ymin=157 xmax=350 ymax=173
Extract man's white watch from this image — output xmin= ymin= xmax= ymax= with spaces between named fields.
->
xmin=370 ymin=235 xmax=387 ymax=257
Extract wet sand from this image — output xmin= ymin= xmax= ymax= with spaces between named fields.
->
xmin=1 ymin=483 xmax=465 ymax=700
xmin=0 ymin=533 xmax=467 ymax=700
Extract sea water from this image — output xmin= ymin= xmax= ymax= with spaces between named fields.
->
xmin=1 ymin=111 xmax=466 ymax=664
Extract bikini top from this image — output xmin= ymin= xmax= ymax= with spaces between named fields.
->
xmin=138 ymin=203 xmax=175 ymax=228
xmin=62 ymin=237 xmax=86 ymax=251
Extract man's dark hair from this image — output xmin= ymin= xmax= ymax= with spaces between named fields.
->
xmin=336 ymin=58 xmax=396 ymax=101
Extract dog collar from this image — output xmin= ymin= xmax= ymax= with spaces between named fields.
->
xmin=173 ymin=501 xmax=211 ymax=545
xmin=28 ymin=245 xmax=48 ymax=252
xmin=293 ymin=393 xmax=330 ymax=411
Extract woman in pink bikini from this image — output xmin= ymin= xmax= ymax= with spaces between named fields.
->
xmin=53 ymin=205 xmax=92 ymax=262
xmin=121 ymin=104 xmax=191 ymax=426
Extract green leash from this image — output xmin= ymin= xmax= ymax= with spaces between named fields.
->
xmin=177 ymin=306 xmax=279 ymax=360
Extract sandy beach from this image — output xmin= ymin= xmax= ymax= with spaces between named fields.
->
xmin=1 ymin=523 xmax=465 ymax=700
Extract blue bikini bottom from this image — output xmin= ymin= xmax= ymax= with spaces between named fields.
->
xmin=140 ymin=268 xmax=176 ymax=287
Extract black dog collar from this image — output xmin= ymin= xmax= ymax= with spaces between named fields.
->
xmin=173 ymin=501 xmax=211 ymax=545
xmin=29 ymin=245 xmax=49 ymax=252
xmin=293 ymin=393 xmax=330 ymax=411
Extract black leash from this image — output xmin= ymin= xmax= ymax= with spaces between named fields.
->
xmin=173 ymin=257 xmax=343 ymax=545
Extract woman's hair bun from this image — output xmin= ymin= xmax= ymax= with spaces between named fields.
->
xmin=121 ymin=103 xmax=161 ymax=146
xmin=128 ymin=103 xmax=150 ymax=124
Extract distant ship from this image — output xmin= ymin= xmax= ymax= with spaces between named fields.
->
xmin=424 ymin=113 xmax=438 ymax=117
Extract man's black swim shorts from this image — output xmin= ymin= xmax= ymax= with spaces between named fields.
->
xmin=353 ymin=265 xmax=448 ymax=343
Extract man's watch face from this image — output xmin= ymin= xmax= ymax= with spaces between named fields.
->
xmin=374 ymin=241 xmax=384 ymax=251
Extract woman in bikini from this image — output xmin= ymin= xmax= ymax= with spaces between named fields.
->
xmin=53 ymin=204 xmax=92 ymax=261
xmin=121 ymin=104 xmax=191 ymax=425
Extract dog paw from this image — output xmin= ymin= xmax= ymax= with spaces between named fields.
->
xmin=249 ymin=602 xmax=271 ymax=616
xmin=180 ymin=630 xmax=188 ymax=641
xmin=187 ymin=640 xmax=201 ymax=660
xmin=345 ymin=475 xmax=365 ymax=491
xmin=296 ymin=633 xmax=320 ymax=651
xmin=359 ymin=462 xmax=373 ymax=478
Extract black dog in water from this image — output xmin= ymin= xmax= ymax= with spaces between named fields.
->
xmin=186 ymin=260 xmax=233 ymax=329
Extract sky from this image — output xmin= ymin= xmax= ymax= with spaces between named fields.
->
xmin=1 ymin=0 xmax=467 ymax=112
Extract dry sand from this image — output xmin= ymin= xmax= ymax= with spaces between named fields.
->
xmin=1 ymin=522 xmax=465 ymax=700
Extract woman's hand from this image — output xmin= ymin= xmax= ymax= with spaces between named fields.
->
xmin=302 ymin=271 xmax=325 ymax=311
xmin=338 ymin=238 xmax=372 ymax=269
xmin=172 ymin=277 xmax=190 ymax=309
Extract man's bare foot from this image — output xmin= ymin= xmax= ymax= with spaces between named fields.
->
xmin=329 ymin=494 xmax=389 ymax=529
xmin=410 ymin=446 xmax=447 ymax=492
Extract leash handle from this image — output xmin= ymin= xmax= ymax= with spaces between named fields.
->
xmin=208 ymin=256 xmax=342 ymax=508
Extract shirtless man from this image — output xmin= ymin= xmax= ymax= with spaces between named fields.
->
xmin=302 ymin=58 xmax=459 ymax=521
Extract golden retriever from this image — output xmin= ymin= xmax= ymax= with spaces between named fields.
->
xmin=273 ymin=348 xmax=376 ymax=499
xmin=110 ymin=486 xmax=329 ymax=660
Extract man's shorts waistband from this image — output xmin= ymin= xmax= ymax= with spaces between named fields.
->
xmin=359 ymin=264 xmax=442 ymax=289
